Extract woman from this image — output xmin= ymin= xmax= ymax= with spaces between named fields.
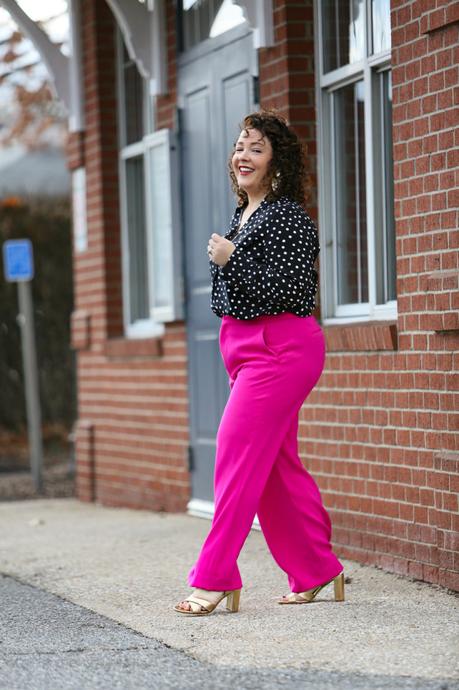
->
xmin=174 ymin=110 xmax=345 ymax=616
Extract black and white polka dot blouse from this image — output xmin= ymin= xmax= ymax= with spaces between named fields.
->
xmin=209 ymin=195 xmax=320 ymax=320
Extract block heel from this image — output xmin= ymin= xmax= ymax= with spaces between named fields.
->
xmin=333 ymin=572 xmax=345 ymax=601
xmin=226 ymin=588 xmax=241 ymax=612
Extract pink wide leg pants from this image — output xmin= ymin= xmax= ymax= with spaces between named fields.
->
xmin=187 ymin=311 xmax=344 ymax=592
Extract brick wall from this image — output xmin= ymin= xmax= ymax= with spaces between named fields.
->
xmin=255 ymin=0 xmax=458 ymax=590
xmin=259 ymin=1 xmax=318 ymax=209
xmin=253 ymin=0 xmax=459 ymax=589
xmin=70 ymin=0 xmax=458 ymax=590
xmin=71 ymin=0 xmax=190 ymax=511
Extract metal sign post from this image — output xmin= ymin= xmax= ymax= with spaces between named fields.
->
xmin=2 ymin=239 xmax=43 ymax=493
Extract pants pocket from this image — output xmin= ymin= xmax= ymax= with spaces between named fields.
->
xmin=260 ymin=323 xmax=282 ymax=359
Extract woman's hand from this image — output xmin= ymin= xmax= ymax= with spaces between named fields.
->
xmin=207 ymin=233 xmax=236 ymax=267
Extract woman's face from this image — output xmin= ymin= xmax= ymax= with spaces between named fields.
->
xmin=232 ymin=128 xmax=273 ymax=198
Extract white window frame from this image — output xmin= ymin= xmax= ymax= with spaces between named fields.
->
xmin=117 ymin=30 xmax=162 ymax=339
xmin=119 ymin=142 xmax=162 ymax=339
xmin=116 ymin=30 xmax=183 ymax=338
xmin=144 ymin=129 xmax=184 ymax=323
xmin=314 ymin=0 xmax=397 ymax=325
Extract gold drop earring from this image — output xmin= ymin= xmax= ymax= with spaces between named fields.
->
xmin=271 ymin=171 xmax=281 ymax=192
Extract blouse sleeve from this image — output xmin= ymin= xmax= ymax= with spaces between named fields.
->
xmin=219 ymin=202 xmax=319 ymax=308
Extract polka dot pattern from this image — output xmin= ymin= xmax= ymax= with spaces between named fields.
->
xmin=209 ymin=195 xmax=320 ymax=320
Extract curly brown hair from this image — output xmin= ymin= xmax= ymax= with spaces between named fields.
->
xmin=227 ymin=109 xmax=311 ymax=208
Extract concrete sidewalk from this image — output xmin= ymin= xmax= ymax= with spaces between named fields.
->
xmin=0 ymin=498 xmax=458 ymax=686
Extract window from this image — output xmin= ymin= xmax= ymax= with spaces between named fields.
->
xmin=117 ymin=34 xmax=183 ymax=337
xmin=177 ymin=0 xmax=246 ymax=52
xmin=315 ymin=0 xmax=396 ymax=322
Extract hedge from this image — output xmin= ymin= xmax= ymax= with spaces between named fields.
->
xmin=0 ymin=196 xmax=75 ymax=433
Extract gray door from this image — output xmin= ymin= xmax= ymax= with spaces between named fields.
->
xmin=178 ymin=24 xmax=256 ymax=505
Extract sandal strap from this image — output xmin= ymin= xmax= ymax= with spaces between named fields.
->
xmin=184 ymin=595 xmax=214 ymax=612
xmin=283 ymin=586 xmax=323 ymax=602
xmin=283 ymin=592 xmax=309 ymax=602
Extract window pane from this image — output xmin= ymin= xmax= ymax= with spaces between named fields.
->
xmin=125 ymin=156 xmax=149 ymax=322
xmin=122 ymin=44 xmax=143 ymax=145
xmin=322 ymin=0 xmax=365 ymax=73
xmin=376 ymin=70 xmax=396 ymax=303
xmin=333 ymin=81 xmax=368 ymax=305
xmin=371 ymin=0 xmax=391 ymax=54
xmin=179 ymin=0 xmax=245 ymax=51
xmin=149 ymin=142 xmax=172 ymax=309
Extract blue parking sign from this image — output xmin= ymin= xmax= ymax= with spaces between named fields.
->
xmin=3 ymin=239 xmax=34 ymax=282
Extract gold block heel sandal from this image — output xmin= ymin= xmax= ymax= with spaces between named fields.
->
xmin=174 ymin=588 xmax=241 ymax=616
xmin=278 ymin=572 xmax=345 ymax=605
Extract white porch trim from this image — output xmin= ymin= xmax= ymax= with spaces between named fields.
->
xmin=68 ymin=0 xmax=84 ymax=132
xmin=105 ymin=0 xmax=167 ymax=96
xmin=236 ymin=0 xmax=274 ymax=48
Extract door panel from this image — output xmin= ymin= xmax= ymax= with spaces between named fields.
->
xmin=182 ymin=88 xmax=213 ymax=291
xmin=179 ymin=26 xmax=255 ymax=502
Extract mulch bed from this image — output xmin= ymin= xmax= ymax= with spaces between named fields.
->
xmin=0 ymin=426 xmax=75 ymax=501
xmin=0 ymin=463 xmax=75 ymax=501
